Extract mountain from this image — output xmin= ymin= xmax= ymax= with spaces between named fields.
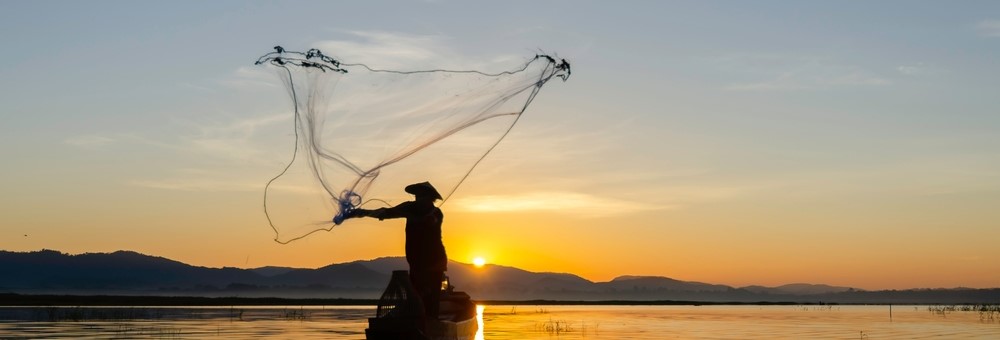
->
xmin=742 ymin=283 xmax=855 ymax=295
xmin=602 ymin=275 xmax=731 ymax=292
xmin=250 ymin=266 xmax=300 ymax=277
xmin=2 ymin=249 xmax=997 ymax=303
xmin=351 ymin=257 xmax=410 ymax=275
xmin=0 ymin=250 xmax=393 ymax=297
xmin=0 ymin=249 xmax=265 ymax=290
xmin=268 ymin=263 xmax=387 ymax=288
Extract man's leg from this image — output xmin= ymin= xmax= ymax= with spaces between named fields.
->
xmin=410 ymin=270 xmax=442 ymax=319
xmin=424 ymin=270 xmax=442 ymax=318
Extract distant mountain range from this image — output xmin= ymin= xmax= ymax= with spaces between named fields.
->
xmin=2 ymin=250 xmax=998 ymax=304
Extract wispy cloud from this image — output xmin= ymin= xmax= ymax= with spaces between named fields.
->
xmin=450 ymin=191 xmax=665 ymax=217
xmin=179 ymin=82 xmax=215 ymax=93
xmin=128 ymin=113 xmax=295 ymax=193
xmin=179 ymin=113 xmax=291 ymax=164
xmin=726 ymin=67 xmax=890 ymax=91
xmin=65 ymin=134 xmax=115 ymax=148
xmin=658 ymin=184 xmax=748 ymax=206
xmin=147 ymin=31 xmax=549 ymax=196
xmin=218 ymin=66 xmax=281 ymax=90
xmin=313 ymin=31 xmax=522 ymax=71
xmin=976 ymin=20 xmax=1000 ymax=37
xmin=129 ymin=168 xmax=312 ymax=193
xmin=896 ymin=63 xmax=924 ymax=75
xmin=129 ymin=178 xmax=310 ymax=193
xmin=319 ymin=31 xmax=443 ymax=65
xmin=825 ymin=72 xmax=891 ymax=86
xmin=717 ymin=54 xmax=891 ymax=91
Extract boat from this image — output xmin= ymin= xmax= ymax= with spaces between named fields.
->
xmin=366 ymin=270 xmax=478 ymax=340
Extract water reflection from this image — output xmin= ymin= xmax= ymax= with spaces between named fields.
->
xmin=475 ymin=305 xmax=485 ymax=340
xmin=0 ymin=305 xmax=997 ymax=339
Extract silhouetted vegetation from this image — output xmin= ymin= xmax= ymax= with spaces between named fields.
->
xmin=928 ymin=304 xmax=1000 ymax=321
xmin=0 ymin=293 xmax=376 ymax=306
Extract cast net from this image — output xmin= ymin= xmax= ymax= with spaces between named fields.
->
xmin=255 ymin=46 xmax=570 ymax=243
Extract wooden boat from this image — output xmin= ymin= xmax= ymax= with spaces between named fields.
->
xmin=366 ymin=270 xmax=478 ymax=340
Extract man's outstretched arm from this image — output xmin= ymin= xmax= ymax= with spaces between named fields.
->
xmin=348 ymin=203 xmax=409 ymax=221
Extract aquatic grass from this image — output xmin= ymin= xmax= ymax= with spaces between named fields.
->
xmin=927 ymin=304 xmax=1000 ymax=322
xmin=537 ymin=318 xmax=574 ymax=335
xmin=228 ymin=306 xmax=244 ymax=321
xmin=490 ymin=305 xmax=549 ymax=315
xmin=111 ymin=323 xmax=182 ymax=339
xmin=281 ymin=307 xmax=310 ymax=320
xmin=535 ymin=318 xmax=599 ymax=336
xmin=32 ymin=306 xmax=169 ymax=322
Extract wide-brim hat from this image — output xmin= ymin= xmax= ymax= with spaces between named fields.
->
xmin=405 ymin=181 xmax=442 ymax=200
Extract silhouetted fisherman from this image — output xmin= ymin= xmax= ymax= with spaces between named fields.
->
xmin=347 ymin=181 xmax=447 ymax=321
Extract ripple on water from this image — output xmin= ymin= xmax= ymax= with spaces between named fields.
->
xmin=0 ymin=305 xmax=998 ymax=339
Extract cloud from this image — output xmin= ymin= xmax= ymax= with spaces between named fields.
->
xmin=896 ymin=63 xmax=923 ymax=75
xmin=450 ymin=191 xmax=665 ymax=217
xmin=129 ymin=178 xmax=310 ymax=193
xmin=179 ymin=82 xmax=215 ymax=93
xmin=826 ymin=72 xmax=891 ymax=86
xmin=718 ymin=54 xmax=891 ymax=91
xmin=194 ymin=113 xmax=288 ymax=139
xmin=65 ymin=135 xmax=115 ymax=147
xmin=658 ymin=184 xmax=747 ymax=205
xmin=726 ymin=68 xmax=890 ymax=91
xmin=218 ymin=66 xmax=281 ymax=90
xmin=313 ymin=31 xmax=451 ymax=69
xmin=126 ymin=113 xmax=296 ymax=193
xmin=976 ymin=20 xmax=1000 ymax=37
xmin=312 ymin=31 xmax=522 ymax=71
xmin=179 ymin=113 xmax=291 ymax=164
xmin=128 ymin=168 xmax=314 ymax=194
xmin=896 ymin=62 xmax=944 ymax=77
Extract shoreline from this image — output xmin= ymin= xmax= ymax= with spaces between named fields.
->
xmin=0 ymin=293 xmax=961 ymax=307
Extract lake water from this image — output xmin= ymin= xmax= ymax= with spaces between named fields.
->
xmin=0 ymin=304 xmax=997 ymax=339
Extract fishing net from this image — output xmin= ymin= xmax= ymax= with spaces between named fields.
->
xmin=255 ymin=46 xmax=570 ymax=243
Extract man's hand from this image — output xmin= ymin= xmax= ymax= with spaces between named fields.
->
xmin=345 ymin=208 xmax=367 ymax=219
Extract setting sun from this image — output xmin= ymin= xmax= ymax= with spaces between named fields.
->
xmin=472 ymin=257 xmax=486 ymax=268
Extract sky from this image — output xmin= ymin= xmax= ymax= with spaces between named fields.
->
xmin=2 ymin=1 xmax=1000 ymax=290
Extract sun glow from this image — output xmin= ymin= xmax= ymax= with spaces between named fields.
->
xmin=473 ymin=257 xmax=486 ymax=267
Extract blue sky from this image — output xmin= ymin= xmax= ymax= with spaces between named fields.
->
xmin=2 ymin=1 xmax=1000 ymax=289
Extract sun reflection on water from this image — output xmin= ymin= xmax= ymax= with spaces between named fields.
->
xmin=475 ymin=304 xmax=485 ymax=340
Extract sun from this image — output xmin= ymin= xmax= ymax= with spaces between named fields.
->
xmin=472 ymin=257 xmax=486 ymax=268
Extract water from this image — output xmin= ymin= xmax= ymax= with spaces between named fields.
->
xmin=0 ymin=305 xmax=997 ymax=339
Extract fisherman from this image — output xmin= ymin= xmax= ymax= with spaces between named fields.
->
xmin=347 ymin=181 xmax=447 ymax=320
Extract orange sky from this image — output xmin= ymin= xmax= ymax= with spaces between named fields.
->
xmin=4 ymin=2 xmax=1000 ymax=291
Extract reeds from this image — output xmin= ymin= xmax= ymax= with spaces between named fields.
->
xmin=33 ymin=306 xmax=166 ymax=321
xmin=927 ymin=304 xmax=1000 ymax=321
xmin=535 ymin=318 xmax=599 ymax=336
xmin=111 ymin=323 xmax=181 ymax=339
xmin=281 ymin=307 xmax=310 ymax=320
xmin=537 ymin=318 xmax=574 ymax=335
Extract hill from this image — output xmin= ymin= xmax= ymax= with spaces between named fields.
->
xmin=2 ymin=249 xmax=997 ymax=303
